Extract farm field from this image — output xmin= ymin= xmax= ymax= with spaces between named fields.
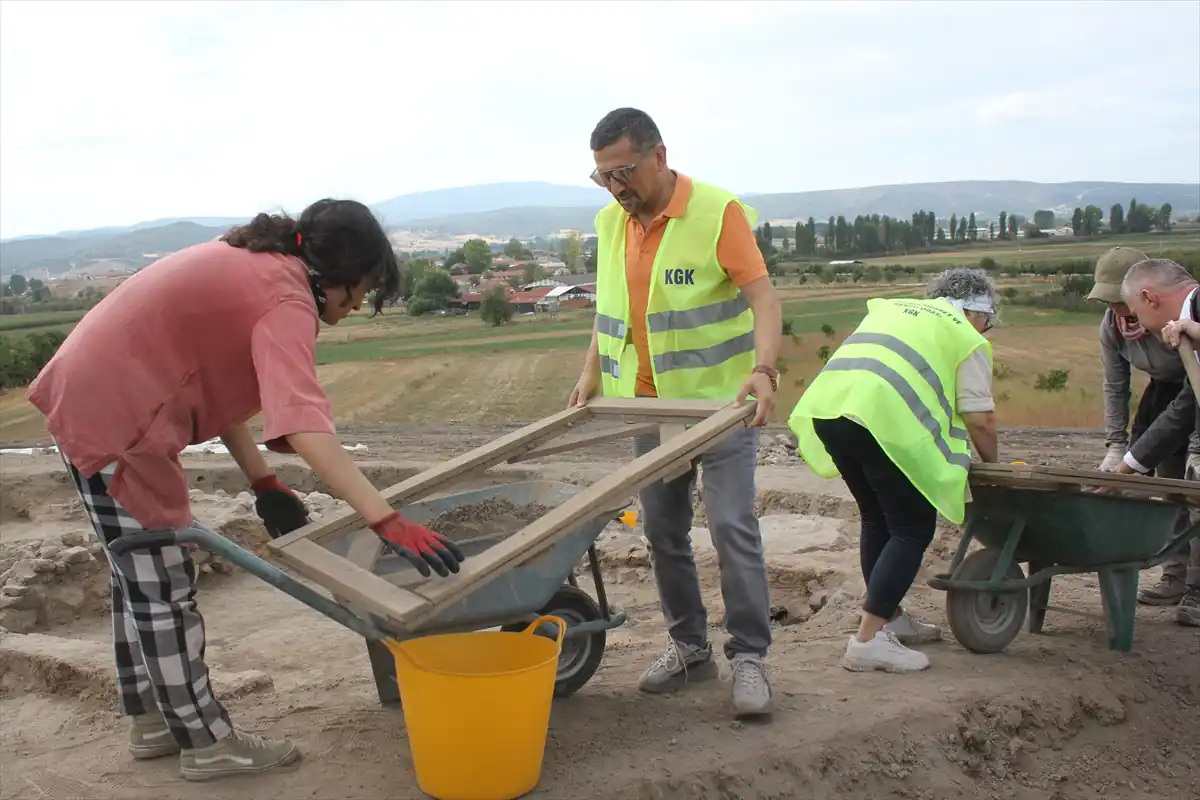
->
xmin=0 ymin=278 xmax=1128 ymax=442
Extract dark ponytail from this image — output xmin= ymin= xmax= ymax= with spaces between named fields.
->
xmin=221 ymin=213 xmax=302 ymax=255
xmin=221 ymin=200 xmax=399 ymax=314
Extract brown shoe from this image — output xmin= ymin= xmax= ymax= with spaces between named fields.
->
xmin=1136 ymin=576 xmax=1186 ymax=606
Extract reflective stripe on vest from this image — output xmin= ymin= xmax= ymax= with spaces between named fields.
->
xmin=787 ymin=297 xmax=988 ymax=523
xmin=592 ymin=179 xmax=758 ymax=400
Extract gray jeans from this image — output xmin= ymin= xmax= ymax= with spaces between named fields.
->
xmin=634 ymin=426 xmax=772 ymax=659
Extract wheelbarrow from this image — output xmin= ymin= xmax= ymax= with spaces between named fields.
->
xmin=927 ymin=463 xmax=1200 ymax=655
xmin=110 ymin=398 xmax=756 ymax=704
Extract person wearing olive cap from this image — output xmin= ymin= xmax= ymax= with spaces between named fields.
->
xmin=1088 ymin=246 xmax=1199 ymax=606
xmin=27 ymin=199 xmax=465 ymax=783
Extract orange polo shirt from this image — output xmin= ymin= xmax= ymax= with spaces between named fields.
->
xmin=624 ymin=173 xmax=768 ymax=397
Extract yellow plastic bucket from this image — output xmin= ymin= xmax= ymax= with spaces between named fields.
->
xmin=385 ymin=616 xmax=565 ymax=800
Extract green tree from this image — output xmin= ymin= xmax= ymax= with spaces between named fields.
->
xmin=936 ymin=226 xmax=946 ymax=243
xmin=949 ymin=214 xmax=958 ymax=242
xmin=968 ymin=212 xmax=978 ymax=241
xmin=1108 ymin=204 xmax=1125 ymax=233
xmin=7 ymin=273 xmax=27 ymax=295
xmin=988 ymin=222 xmax=996 ymax=241
xmin=1081 ymin=205 xmax=1104 ymax=236
xmin=998 ymin=211 xmax=1009 ymax=240
xmin=1071 ymin=207 xmax=1083 ymax=236
xmin=863 ymin=264 xmax=883 ymax=282
xmin=462 ymin=239 xmax=493 ymax=274
xmin=1007 ymin=215 xmax=1018 ymax=239
xmin=563 ymin=232 xmax=583 ymax=272
xmin=1158 ymin=202 xmax=1173 ymax=231
xmin=1033 ymin=209 xmax=1056 ymax=229
xmin=1126 ymin=198 xmax=1154 ymax=234
xmin=407 ymin=270 xmax=459 ymax=316
xmin=522 ymin=263 xmax=546 ymax=284
xmin=503 ymin=238 xmax=532 ymax=260
xmin=480 ymin=285 xmax=512 ymax=326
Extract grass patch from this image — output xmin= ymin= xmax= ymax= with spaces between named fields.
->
xmin=316 ymin=332 xmax=595 ymax=364
xmin=0 ymin=310 xmax=88 ymax=332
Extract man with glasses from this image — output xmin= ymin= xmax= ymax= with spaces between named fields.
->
xmin=567 ymin=107 xmax=782 ymax=718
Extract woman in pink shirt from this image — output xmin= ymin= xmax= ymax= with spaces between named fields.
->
xmin=27 ymin=198 xmax=464 ymax=782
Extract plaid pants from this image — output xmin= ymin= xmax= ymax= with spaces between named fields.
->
xmin=61 ymin=455 xmax=234 ymax=750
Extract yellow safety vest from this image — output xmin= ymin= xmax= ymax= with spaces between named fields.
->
xmin=593 ymin=180 xmax=758 ymax=400
xmin=788 ymin=297 xmax=990 ymax=523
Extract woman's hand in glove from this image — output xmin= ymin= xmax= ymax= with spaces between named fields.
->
xmin=251 ymin=474 xmax=311 ymax=538
xmin=371 ymin=512 xmax=465 ymax=578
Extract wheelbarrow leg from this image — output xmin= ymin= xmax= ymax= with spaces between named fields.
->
xmin=365 ymin=638 xmax=402 ymax=708
xmin=1097 ymin=565 xmax=1139 ymax=652
xmin=1028 ymin=561 xmax=1053 ymax=635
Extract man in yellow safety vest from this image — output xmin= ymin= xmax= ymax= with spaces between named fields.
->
xmin=789 ymin=268 xmax=1001 ymax=673
xmin=567 ymin=107 xmax=783 ymax=718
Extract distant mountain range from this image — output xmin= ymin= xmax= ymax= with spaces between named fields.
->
xmin=3 ymin=180 xmax=1197 ymax=276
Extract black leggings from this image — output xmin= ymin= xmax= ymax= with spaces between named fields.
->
xmin=813 ymin=416 xmax=938 ymax=620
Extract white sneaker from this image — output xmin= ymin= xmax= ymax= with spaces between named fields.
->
xmin=842 ymin=631 xmax=931 ymax=673
xmin=883 ymin=607 xmax=942 ymax=645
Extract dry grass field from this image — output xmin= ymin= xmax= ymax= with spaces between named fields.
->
xmin=0 ymin=277 xmax=1129 ymax=442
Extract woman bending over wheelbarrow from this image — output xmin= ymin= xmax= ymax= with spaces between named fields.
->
xmin=26 ymin=199 xmax=465 ymax=782
xmin=1087 ymin=246 xmax=1200 ymax=607
xmin=788 ymin=267 xmax=1000 ymax=673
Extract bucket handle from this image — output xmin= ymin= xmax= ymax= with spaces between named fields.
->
xmin=522 ymin=615 xmax=567 ymax=647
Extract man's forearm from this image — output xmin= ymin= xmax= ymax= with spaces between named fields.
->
xmin=749 ymin=291 xmax=782 ymax=369
xmin=582 ymin=319 xmax=600 ymax=374
xmin=221 ymin=423 xmax=273 ymax=484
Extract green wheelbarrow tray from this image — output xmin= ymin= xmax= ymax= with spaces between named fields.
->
xmin=927 ymin=484 xmax=1199 ymax=655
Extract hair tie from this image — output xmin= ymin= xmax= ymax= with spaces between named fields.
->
xmin=296 ymin=232 xmax=303 ymax=248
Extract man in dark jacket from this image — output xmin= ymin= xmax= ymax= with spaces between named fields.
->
xmin=1112 ymin=258 xmax=1200 ymax=627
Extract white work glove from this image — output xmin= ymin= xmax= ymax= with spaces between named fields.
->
xmin=1098 ymin=445 xmax=1125 ymax=472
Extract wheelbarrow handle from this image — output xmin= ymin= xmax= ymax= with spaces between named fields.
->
xmin=109 ymin=530 xmax=199 ymax=556
xmin=108 ymin=527 xmax=395 ymax=643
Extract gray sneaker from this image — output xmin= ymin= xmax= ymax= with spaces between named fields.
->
xmin=637 ymin=639 xmax=718 ymax=694
xmin=730 ymin=654 xmax=772 ymax=717
xmin=1176 ymin=587 xmax=1200 ymax=627
xmin=128 ymin=713 xmax=180 ymax=760
xmin=180 ymin=730 xmax=299 ymax=782
xmin=1137 ymin=575 xmax=1186 ymax=606
xmin=883 ymin=607 xmax=942 ymax=645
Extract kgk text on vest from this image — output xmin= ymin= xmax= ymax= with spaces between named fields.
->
xmin=665 ymin=268 xmax=696 ymax=285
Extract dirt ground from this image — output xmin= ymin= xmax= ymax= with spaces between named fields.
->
xmin=1 ymin=424 xmax=1197 ymax=799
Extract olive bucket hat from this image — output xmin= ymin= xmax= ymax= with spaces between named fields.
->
xmin=1087 ymin=246 xmax=1149 ymax=303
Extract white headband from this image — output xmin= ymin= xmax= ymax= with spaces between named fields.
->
xmin=948 ymin=294 xmax=995 ymax=316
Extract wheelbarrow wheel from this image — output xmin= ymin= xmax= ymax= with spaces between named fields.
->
xmin=501 ymin=584 xmax=606 ymax=698
xmin=946 ymin=548 xmax=1028 ymax=655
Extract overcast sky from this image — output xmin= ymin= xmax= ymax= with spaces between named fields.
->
xmin=2 ymin=0 xmax=1198 ymax=238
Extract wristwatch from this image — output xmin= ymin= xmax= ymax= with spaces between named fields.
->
xmin=752 ymin=364 xmax=778 ymax=391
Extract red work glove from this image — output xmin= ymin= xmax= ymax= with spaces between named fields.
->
xmin=371 ymin=512 xmax=465 ymax=578
xmin=251 ymin=474 xmax=310 ymax=538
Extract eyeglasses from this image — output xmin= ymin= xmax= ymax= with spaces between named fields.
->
xmin=590 ymin=161 xmax=640 ymax=188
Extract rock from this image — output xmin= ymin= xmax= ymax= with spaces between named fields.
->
xmin=2 ymin=584 xmax=30 ymax=597
xmin=0 ymin=592 xmax=39 ymax=611
xmin=37 ymin=544 xmax=63 ymax=560
xmin=809 ymin=590 xmax=829 ymax=612
xmin=60 ymin=546 xmax=93 ymax=565
xmin=305 ymin=492 xmax=334 ymax=506
xmin=758 ymin=514 xmax=841 ymax=555
xmin=87 ymin=543 xmax=105 ymax=557
xmin=0 ymin=608 xmax=38 ymax=633
xmin=30 ymin=559 xmax=57 ymax=574
xmin=61 ymin=531 xmax=91 ymax=548
xmin=217 ymin=669 xmax=275 ymax=698
xmin=4 ymin=560 xmax=36 ymax=585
